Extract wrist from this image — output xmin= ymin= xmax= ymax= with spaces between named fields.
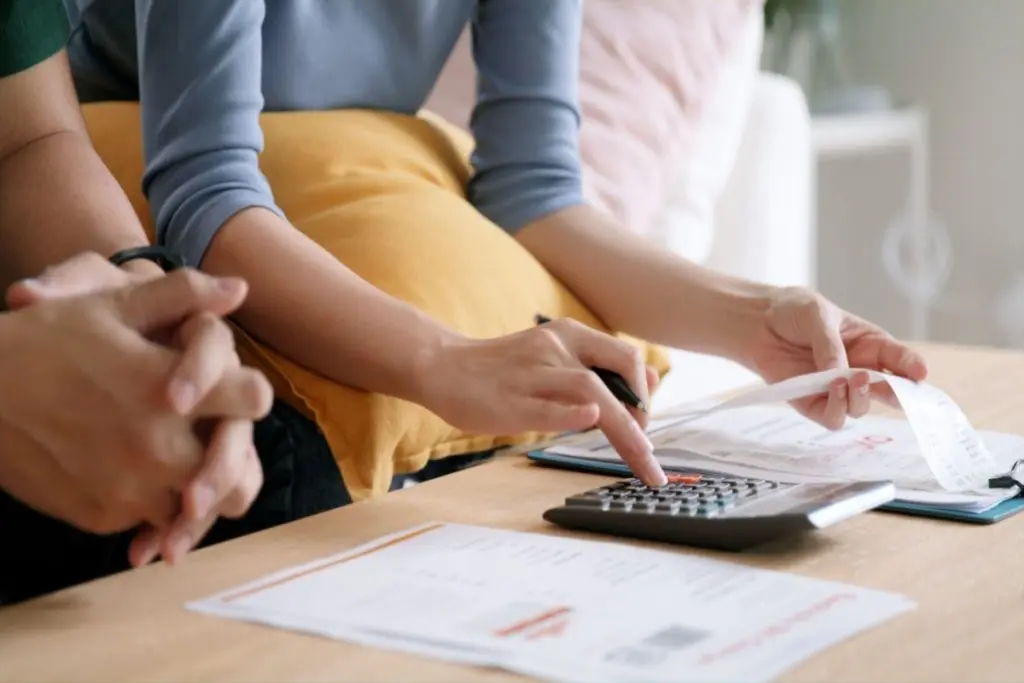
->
xmin=709 ymin=280 xmax=776 ymax=368
xmin=405 ymin=323 xmax=469 ymax=408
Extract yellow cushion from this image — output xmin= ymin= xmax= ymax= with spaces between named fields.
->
xmin=82 ymin=103 xmax=671 ymax=500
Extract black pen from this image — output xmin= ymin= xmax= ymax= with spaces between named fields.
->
xmin=534 ymin=314 xmax=647 ymax=412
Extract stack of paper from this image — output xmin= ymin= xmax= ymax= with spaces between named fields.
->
xmin=190 ymin=523 xmax=914 ymax=683
xmin=538 ymin=367 xmax=1024 ymax=515
xmin=546 ymin=406 xmax=1021 ymax=513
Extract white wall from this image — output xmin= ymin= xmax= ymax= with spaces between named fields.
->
xmin=818 ymin=0 xmax=1024 ymax=345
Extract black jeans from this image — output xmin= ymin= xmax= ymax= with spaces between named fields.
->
xmin=0 ymin=400 xmax=386 ymax=605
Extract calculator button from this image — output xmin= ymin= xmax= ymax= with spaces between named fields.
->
xmin=655 ymin=501 xmax=681 ymax=514
xmin=567 ymin=494 xmax=608 ymax=507
xmin=665 ymin=473 xmax=702 ymax=485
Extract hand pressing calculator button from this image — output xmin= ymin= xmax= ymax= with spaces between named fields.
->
xmin=542 ymin=473 xmax=895 ymax=552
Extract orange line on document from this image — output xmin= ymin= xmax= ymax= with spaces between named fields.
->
xmin=493 ymin=606 xmax=572 ymax=638
xmin=220 ymin=523 xmax=446 ymax=603
xmin=526 ymin=617 xmax=569 ymax=640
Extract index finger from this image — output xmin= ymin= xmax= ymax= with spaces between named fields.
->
xmin=6 ymin=252 xmax=130 ymax=309
xmin=182 ymin=420 xmax=261 ymax=523
xmin=167 ymin=312 xmax=239 ymax=414
xmin=576 ymin=375 xmax=663 ymax=487
xmin=559 ymin=323 xmax=652 ymax=418
xmin=874 ymin=339 xmax=928 ymax=381
xmin=191 ymin=367 xmax=274 ymax=421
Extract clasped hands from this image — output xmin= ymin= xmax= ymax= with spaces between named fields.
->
xmin=0 ymin=253 xmax=273 ymax=568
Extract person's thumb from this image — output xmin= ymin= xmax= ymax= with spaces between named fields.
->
xmin=112 ymin=269 xmax=248 ymax=334
xmin=6 ymin=252 xmax=129 ymax=309
xmin=4 ymin=279 xmax=49 ymax=310
xmin=806 ymin=302 xmax=849 ymax=371
xmin=5 ymin=276 xmax=93 ymax=310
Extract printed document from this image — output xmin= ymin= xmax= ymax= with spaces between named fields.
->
xmin=189 ymin=523 xmax=913 ymax=683
xmin=545 ymin=368 xmax=1023 ymax=510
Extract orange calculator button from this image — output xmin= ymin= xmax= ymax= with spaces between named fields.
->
xmin=665 ymin=474 xmax=702 ymax=485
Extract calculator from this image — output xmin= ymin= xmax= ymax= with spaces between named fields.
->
xmin=542 ymin=473 xmax=896 ymax=552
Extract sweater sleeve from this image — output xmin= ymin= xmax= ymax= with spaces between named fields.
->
xmin=0 ymin=0 xmax=69 ymax=78
xmin=135 ymin=0 xmax=281 ymax=267
xmin=467 ymin=0 xmax=585 ymax=233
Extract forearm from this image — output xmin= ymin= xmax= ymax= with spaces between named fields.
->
xmin=0 ymin=131 xmax=151 ymax=288
xmin=201 ymin=208 xmax=459 ymax=401
xmin=517 ymin=204 xmax=775 ymax=366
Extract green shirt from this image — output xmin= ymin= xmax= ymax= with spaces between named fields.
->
xmin=0 ymin=0 xmax=68 ymax=78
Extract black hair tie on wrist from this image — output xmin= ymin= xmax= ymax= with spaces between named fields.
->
xmin=108 ymin=246 xmax=185 ymax=273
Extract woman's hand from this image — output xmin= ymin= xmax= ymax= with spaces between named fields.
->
xmin=417 ymin=318 xmax=666 ymax=487
xmin=746 ymin=287 xmax=929 ymax=429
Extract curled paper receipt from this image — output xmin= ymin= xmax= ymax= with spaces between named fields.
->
xmin=657 ymin=369 xmax=1000 ymax=492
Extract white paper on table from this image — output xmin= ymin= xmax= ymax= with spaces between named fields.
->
xmin=188 ymin=523 xmax=914 ymax=683
xmin=550 ymin=407 xmax=1021 ymax=511
xmin=545 ymin=368 xmax=1017 ymax=502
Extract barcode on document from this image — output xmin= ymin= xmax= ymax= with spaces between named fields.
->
xmin=604 ymin=625 xmax=708 ymax=668
xmin=642 ymin=624 xmax=709 ymax=650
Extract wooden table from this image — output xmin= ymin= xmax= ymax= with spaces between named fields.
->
xmin=4 ymin=343 xmax=1024 ymax=683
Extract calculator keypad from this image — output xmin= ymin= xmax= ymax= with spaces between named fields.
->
xmin=566 ymin=475 xmax=786 ymax=518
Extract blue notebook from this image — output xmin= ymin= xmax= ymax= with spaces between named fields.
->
xmin=527 ymin=450 xmax=1024 ymax=525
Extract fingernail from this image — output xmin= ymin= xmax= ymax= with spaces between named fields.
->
xmin=630 ymin=421 xmax=665 ymax=486
xmin=190 ymin=484 xmax=215 ymax=520
xmin=648 ymin=467 xmax=668 ymax=488
xmin=642 ymin=457 xmax=668 ymax=488
xmin=137 ymin=542 xmax=161 ymax=567
xmin=631 ymin=420 xmax=654 ymax=452
xmin=168 ymin=379 xmax=197 ymax=414
xmin=18 ymin=278 xmax=49 ymax=292
xmin=836 ymin=383 xmax=847 ymax=400
xmin=166 ymin=532 xmax=192 ymax=565
xmin=217 ymin=276 xmax=245 ymax=293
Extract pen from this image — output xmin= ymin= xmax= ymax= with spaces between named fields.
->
xmin=534 ymin=314 xmax=647 ymax=412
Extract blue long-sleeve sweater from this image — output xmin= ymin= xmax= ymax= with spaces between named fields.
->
xmin=64 ymin=0 xmax=585 ymax=268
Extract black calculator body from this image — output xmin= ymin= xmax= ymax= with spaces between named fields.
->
xmin=543 ymin=474 xmax=895 ymax=552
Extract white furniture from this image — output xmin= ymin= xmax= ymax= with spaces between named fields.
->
xmin=812 ymin=106 xmax=947 ymax=342
xmin=651 ymin=71 xmax=815 ymax=412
